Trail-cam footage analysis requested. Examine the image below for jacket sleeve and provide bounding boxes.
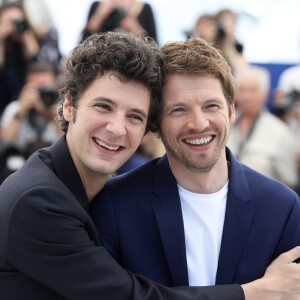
[273,192,300,257]
[90,186,120,260]
[7,186,244,300]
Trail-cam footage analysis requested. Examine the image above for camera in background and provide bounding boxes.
[38,86,59,108]
[109,7,127,27]
[12,19,28,33]
[273,89,300,118]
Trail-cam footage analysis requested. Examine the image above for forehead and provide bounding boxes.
[26,72,57,86]
[163,73,224,101]
[81,72,150,108]
[88,72,149,94]
[1,6,23,19]
[236,73,260,89]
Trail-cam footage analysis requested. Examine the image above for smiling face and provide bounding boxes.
[63,72,150,190]
[160,73,235,175]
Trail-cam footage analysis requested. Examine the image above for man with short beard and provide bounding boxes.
[91,37,300,300]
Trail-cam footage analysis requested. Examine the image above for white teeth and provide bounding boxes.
[185,136,212,145]
[94,138,120,151]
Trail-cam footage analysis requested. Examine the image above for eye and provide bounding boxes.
[95,103,111,111]
[169,106,186,116]
[128,114,144,124]
[173,107,184,112]
[206,103,220,110]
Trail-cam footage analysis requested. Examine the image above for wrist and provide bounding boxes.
[242,281,261,300]
[242,278,273,300]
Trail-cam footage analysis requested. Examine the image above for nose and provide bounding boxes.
[106,113,127,136]
[186,108,209,130]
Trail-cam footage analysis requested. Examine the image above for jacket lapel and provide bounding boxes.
[49,136,89,212]
[216,149,254,284]
[152,155,189,286]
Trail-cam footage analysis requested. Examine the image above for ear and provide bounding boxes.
[62,93,73,122]
[229,103,235,125]
[152,129,160,139]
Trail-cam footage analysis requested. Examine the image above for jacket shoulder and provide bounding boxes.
[107,157,162,188]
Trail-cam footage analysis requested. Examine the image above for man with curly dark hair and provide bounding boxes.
[0,31,240,300]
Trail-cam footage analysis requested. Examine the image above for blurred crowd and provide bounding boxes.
[0,0,299,194]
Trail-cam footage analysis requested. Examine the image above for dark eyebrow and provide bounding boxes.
[92,97,114,104]
[93,97,148,119]
[206,98,224,103]
[164,101,186,110]
[131,108,148,120]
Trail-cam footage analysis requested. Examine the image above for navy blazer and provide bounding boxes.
[90,148,300,287]
[0,137,244,300]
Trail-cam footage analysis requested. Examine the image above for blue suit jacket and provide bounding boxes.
[90,148,300,287]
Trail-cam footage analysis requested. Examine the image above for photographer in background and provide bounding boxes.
[0,2,39,113]
[227,66,299,192]
[80,0,157,42]
[191,9,247,74]
[0,62,62,182]
[274,68,300,195]
[213,9,247,74]
[0,2,62,115]
[191,14,218,43]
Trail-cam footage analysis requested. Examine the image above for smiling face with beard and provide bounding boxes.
[160,74,235,175]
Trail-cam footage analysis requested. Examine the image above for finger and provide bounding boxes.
[273,246,300,265]
[293,257,300,264]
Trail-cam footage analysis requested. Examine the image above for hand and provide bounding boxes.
[86,0,116,32]
[18,84,46,116]
[95,0,116,20]
[242,246,300,300]
[118,16,144,36]
[0,18,14,42]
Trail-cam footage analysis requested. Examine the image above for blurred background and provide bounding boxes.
[42,0,300,109]
[42,0,300,63]
[1,0,300,193]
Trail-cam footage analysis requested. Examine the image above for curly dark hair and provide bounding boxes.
[160,37,235,118]
[58,32,164,133]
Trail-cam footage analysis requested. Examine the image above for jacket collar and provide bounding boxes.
[152,148,254,285]
[49,136,89,212]
[152,155,189,286]
[216,148,254,284]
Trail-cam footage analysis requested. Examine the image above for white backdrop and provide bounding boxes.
[43,0,300,64]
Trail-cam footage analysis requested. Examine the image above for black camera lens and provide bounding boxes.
[109,7,126,26]
[38,87,58,108]
[13,19,28,33]
[216,21,226,40]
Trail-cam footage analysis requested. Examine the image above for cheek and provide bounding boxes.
[136,129,147,144]
[84,112,106,130]
[160,117,177,133]
[216,112,232,130]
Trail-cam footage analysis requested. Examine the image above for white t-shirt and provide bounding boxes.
[178,181,228,286]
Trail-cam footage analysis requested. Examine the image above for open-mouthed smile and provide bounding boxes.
[93,137,122,151]
[184,135,213,145]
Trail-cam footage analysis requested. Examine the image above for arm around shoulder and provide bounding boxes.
[6,185,245,300]
[242,246,300,300]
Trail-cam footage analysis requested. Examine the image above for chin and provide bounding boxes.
[88,164,114,176]
[99,167,116,176]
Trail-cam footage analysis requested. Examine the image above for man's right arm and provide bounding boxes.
[6,186,243,300]
[242,246,300,300]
